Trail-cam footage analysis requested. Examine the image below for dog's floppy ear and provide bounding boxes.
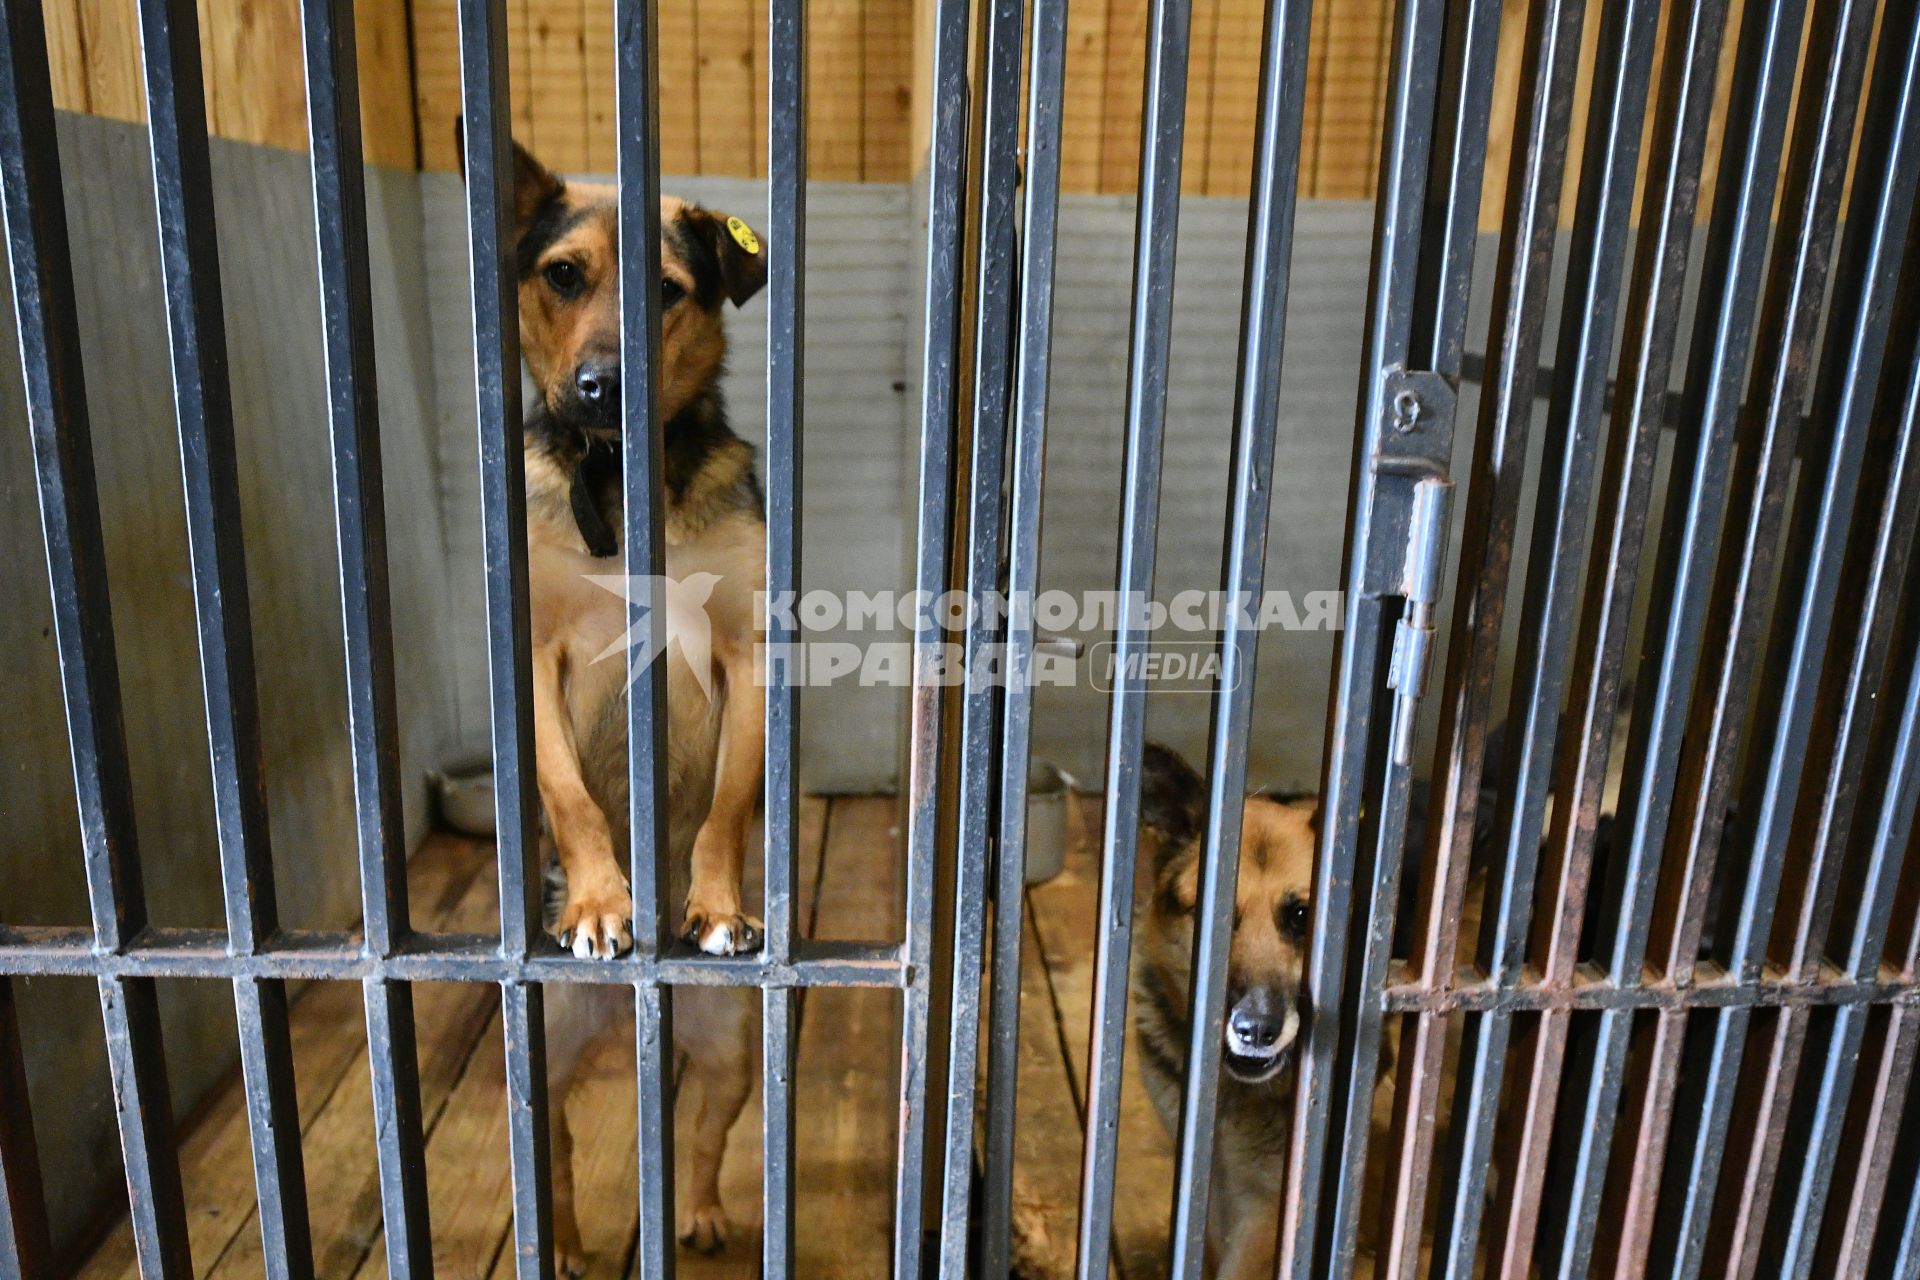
[452,116,565,239]
[692,208,768,307]
[1140,741,1206,858]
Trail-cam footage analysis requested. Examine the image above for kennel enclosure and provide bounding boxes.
[5,0,1920,1278]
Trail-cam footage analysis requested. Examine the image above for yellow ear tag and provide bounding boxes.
[725,215,760,255]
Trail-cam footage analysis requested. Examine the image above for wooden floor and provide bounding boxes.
[78,794,1178,1279]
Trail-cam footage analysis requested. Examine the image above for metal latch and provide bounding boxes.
[1386,478,1451,765]
[1365,366,1456,766]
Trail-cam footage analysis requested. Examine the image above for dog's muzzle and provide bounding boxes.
[1222,988,1303,1084]
[563,357,621,427]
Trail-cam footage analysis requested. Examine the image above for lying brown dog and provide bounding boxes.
[465,128,768,1273]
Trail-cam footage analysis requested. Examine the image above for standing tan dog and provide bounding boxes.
[464,128,768,1274]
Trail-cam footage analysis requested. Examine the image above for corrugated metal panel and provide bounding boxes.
[1034,197,1371,790]
[0,113,456,1255]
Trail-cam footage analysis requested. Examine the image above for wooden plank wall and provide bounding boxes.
[40,0,418,169]
[39,0,1405,197]
[40,0,1789,224]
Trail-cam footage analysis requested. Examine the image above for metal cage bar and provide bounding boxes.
[1476,1,1658,1268]
[975,0,1066,1270]
[1816,535,1920,1275]
[1073,0,1193,1269]
[761,0,805,1269]
[11,0,1920,1274]
[1280,0,1454,1271]
[609,0,676,1272]
[1651,5,1883,1268]
[1419,3,1585,1273]
[297,0,437,1270]
[892,0,970,1269]
[1373,2,1502,1266]
[1512,5,1728,1271]
[939,0,1023,1266]
[1595,2,1807,1265]
[455,0,552,1274]
[1771,343,1920,1275]
[0,2,193,1275]
[1163,0,1312,1275]
[133,0,315,1272]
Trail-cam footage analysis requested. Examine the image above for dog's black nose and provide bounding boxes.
[575,361,619,408]
[1228,1005,1285,1051]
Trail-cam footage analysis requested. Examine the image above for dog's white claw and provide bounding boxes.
[571,930,595,960]
[698,923,733,956]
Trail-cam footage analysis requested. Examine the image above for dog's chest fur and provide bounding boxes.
[523,397,765,871]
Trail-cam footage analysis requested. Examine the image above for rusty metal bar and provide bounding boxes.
[1373,1,1503,1266]
[1420,3,1586,1273]
[1472,2,1658,1270]
[1521,4,1728,1271]
[1281,0,1457,1272]
[1591,1,1808,1266]
[1647,4,1884,1268]
[1812,480,1920,1273]
[1726,26,1920,1271]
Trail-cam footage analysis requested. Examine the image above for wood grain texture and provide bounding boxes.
[1201,0,1261,196]
[1097,0,1148,193]
[1060,0,1112,192]
[863,0,912,180]
[810,0,867,179]
[75,837,503,1280]
[1307,0,1390,199]
[42,0,1636,209]
[71,794,1226,1280]
[1180,0,1217,195]
[528,0,589,172]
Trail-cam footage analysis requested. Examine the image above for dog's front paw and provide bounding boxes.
[680,900,763,956]
[555,866,633,959]
[677,1200,730,1254]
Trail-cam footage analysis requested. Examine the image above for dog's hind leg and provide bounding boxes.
[549,1095,584,1278]
[544,982,630,1277]
[672,986,757,1254]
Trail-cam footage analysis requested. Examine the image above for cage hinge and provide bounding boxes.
[1368,366,1455,765]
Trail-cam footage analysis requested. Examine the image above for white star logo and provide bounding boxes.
[583,572,723,700]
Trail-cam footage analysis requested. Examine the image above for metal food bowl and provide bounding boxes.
[429,753,496,837]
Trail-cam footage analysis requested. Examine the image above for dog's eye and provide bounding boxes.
[1279,896,1309,937]
[661,277,686,308]
[543,260,582,295]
